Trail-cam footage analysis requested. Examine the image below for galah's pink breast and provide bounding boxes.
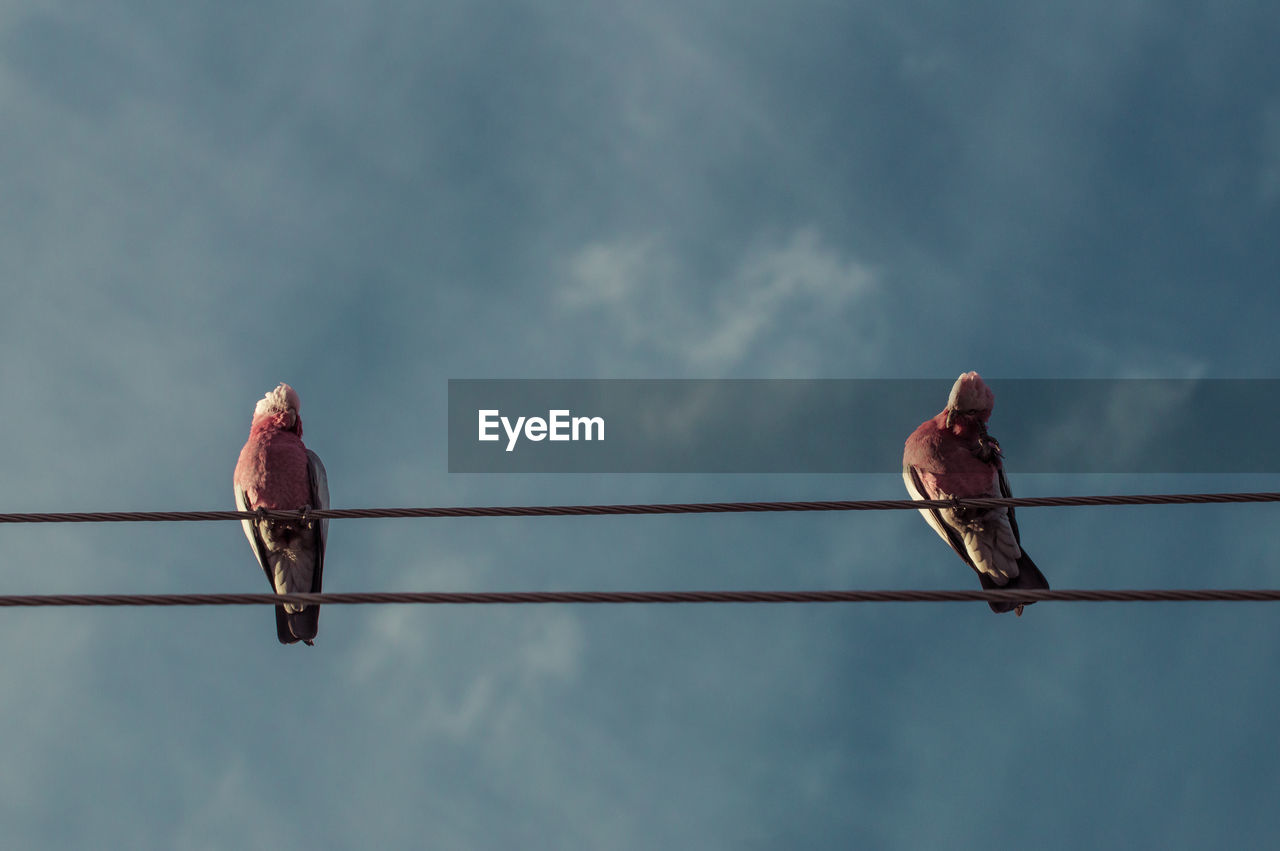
[234,421,313,509]
[903,413,1000,498]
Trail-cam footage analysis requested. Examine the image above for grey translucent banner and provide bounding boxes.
[447,379,1280,473]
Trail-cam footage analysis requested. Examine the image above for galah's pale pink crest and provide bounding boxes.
[903,371,1049,615]
[233,383,329,644]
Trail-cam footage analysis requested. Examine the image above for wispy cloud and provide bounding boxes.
[559,228,880,375]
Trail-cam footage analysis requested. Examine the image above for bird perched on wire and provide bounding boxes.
[903,371,1049,615]
[234,383,329,644]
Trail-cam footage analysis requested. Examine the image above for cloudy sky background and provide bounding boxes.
[2,1,1279,847]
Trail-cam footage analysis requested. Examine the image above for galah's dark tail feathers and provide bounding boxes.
[274,606,300,644]
[979,551,1050,615]
[287,607,320,646]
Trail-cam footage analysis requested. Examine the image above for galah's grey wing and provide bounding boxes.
[305,449,329,594]
[278,449,330,645]
[234,483,273,590]
[994,460,1049,613]
[997,464,1022,544]
[235,482,298,644]
[904,465,978,573]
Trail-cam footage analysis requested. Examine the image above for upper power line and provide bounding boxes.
[1,490,1279,524]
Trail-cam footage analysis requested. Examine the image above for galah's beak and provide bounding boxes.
[945,409,955,429]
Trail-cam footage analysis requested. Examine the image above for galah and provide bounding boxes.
[233,383,329,645]
[903,371,1049,615]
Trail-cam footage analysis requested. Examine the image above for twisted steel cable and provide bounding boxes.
[0,589,1278,607]
[1,491,1279,524]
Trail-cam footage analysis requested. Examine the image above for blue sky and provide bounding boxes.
[2,1,1279,847]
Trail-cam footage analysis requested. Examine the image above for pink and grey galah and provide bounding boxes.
[233,383,330,645]
[903,372,1049,615]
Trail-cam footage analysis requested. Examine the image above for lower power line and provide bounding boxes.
[1,589,1279,606]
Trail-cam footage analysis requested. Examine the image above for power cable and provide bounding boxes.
[0,589,1278,607]
[2,491,1278,524]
